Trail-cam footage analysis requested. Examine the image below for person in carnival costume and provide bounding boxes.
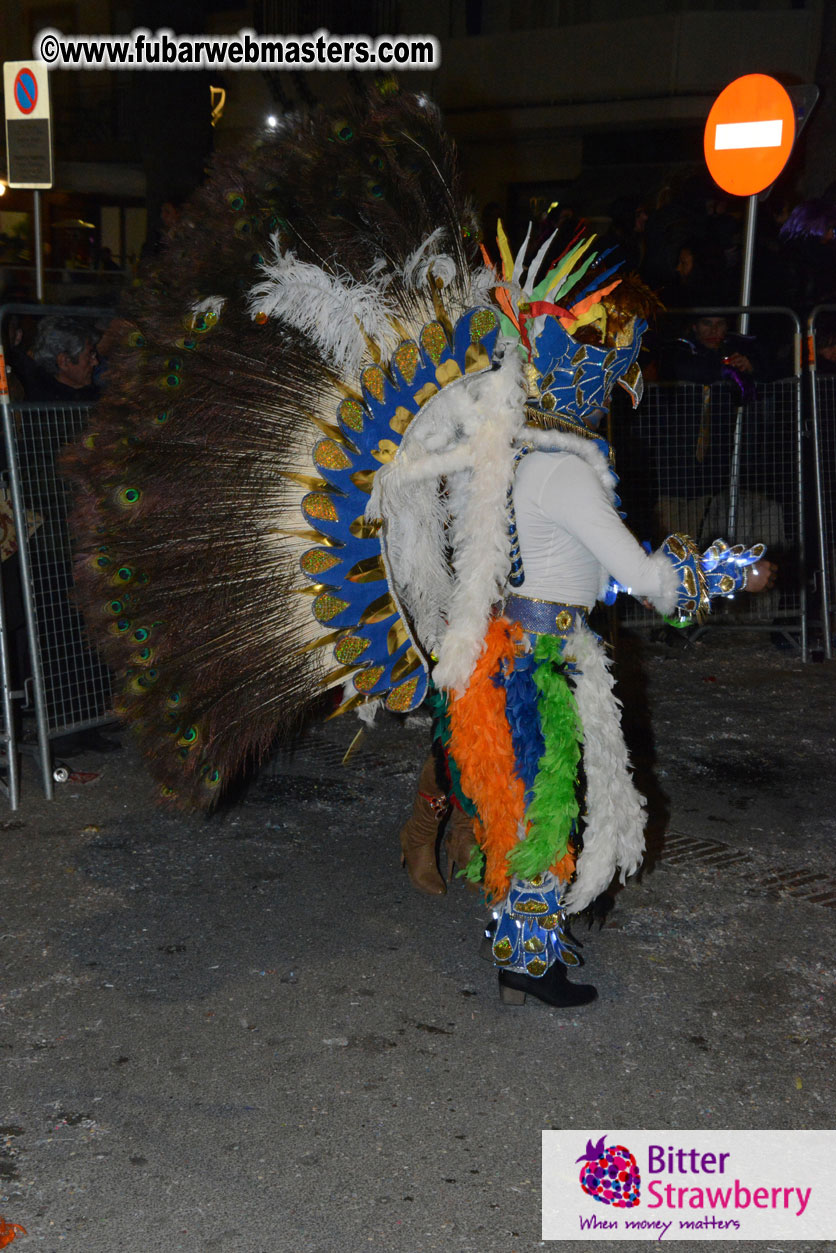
[63,83,774,1008]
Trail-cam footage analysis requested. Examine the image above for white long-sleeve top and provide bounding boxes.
[511,449,678,612]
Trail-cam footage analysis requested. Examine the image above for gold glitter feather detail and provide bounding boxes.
[353,665,385,692]
[385,675,421,712]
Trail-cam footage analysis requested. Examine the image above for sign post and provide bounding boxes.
[704,73,796,333]
[3,60,53,302]
[704,74,800,541]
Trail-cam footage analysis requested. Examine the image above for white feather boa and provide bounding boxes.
[248,239,400,374]
[561,625,646,913]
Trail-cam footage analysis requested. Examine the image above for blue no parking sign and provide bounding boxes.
[3,60,53,187]
[13,67,39,114]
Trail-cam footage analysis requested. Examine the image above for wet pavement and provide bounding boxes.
[1,633,835,1252]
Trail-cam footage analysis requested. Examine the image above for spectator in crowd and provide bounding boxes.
[659,313,766,393]
[19,317,101,403]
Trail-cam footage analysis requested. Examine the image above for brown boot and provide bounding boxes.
[445,802,479,888]
[399,753,448,896]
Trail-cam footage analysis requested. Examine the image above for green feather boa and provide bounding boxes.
[507,634,582,880]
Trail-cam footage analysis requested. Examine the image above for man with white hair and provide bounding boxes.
[24,316,100,403]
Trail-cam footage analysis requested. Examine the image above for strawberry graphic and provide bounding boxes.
[576,1134,641,1207]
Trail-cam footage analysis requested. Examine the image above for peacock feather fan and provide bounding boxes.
[64,82,495,809]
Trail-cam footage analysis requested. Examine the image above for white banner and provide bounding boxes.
[543,1130,836,1241]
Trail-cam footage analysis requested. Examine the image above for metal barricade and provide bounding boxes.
[808,303,836,660]
[612,306,805,653]
[0,304,114,807]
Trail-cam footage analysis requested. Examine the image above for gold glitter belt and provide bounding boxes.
[504,595,587,636]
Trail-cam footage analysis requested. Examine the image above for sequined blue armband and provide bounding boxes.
[662,533,708,619]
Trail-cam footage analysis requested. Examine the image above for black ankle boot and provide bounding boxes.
[498,961,597,1007]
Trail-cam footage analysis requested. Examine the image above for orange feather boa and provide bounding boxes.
[448,617,526,900]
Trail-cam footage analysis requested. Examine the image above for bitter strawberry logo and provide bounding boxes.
[577,1134,641,1207]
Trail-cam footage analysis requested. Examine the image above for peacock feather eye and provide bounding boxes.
[193,315,207,332]
[178,725,199,747]
[234,218,252,237]
[166,691,182,708]
[227,192,245,210]
[163,373,180,388]
[118,486,142,506]
[128,331,146,349]
[167,357,183,371]
[95,554,111,569]
[116,567,133,582]
[133,627,149,642]
[366,181,384,199]
[334,120,354,142]
[204,768,221,788]
[137,646,153,661]
[115,618,132,633]
[155,411,169,425]
[106,599,123,615]
[369,154,384,171]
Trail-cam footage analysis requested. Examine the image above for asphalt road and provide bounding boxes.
[1,634,835,1252]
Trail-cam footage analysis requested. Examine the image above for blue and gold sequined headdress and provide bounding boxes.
[485,220,648,428]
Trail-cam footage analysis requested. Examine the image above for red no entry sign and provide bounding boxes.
[13,67,38,114]
[704,74,796,197]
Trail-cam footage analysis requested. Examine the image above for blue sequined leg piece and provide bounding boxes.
[490,872,579,976]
